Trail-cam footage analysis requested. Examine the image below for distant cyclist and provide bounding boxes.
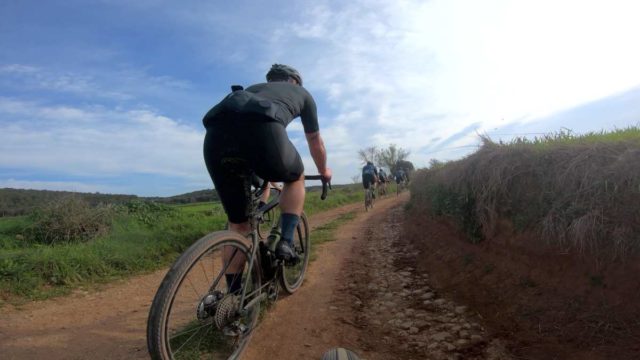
[362,161,378,197]
[202,64,332,292]
[378,167,388,183]
[376,167,387,196]
[394,168,406,185]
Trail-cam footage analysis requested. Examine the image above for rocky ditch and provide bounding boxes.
[335,206,511,360]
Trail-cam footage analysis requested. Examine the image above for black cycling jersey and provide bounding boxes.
[362,164,378,177]
[202,82,319,133]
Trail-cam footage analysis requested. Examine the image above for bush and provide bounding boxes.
[25,197,116,245]
[121,200,177,225]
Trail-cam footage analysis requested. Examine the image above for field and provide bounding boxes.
[0,184,363,304]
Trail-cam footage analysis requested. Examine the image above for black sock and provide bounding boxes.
[225,273,242,294]
[280,213,299,246]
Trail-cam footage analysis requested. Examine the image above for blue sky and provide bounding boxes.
[2,0,639,196]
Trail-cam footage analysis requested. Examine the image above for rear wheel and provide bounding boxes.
[322,347,361,360]
[364,191,369,211]
[279,213,310,294]
[147,231,261,360]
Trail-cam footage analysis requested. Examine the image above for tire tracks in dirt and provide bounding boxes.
[242,194,407,360]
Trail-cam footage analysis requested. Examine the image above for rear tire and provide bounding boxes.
[364,190,372,211]
[322,347,361,360]
[147,231,261,360]
[279,213,310,294]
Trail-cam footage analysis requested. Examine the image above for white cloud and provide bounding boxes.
[262,0,640,171]
[0,98,207,182]
[0,63,192,102]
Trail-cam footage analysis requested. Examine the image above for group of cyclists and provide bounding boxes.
[361,160,410,198]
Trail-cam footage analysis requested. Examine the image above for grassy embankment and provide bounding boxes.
[0,184,363,304]
[410,126,640,262]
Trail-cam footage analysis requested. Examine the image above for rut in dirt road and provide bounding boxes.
[331,206,512,360]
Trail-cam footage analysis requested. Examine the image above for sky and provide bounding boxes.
[1,0,640,196]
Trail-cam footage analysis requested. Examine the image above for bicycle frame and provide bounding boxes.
[232,176,329,317]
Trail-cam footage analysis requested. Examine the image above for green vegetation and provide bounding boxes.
[497,126,640,148]
[0,184,361,304]
[411,126,640,263]
[0,188,220,218]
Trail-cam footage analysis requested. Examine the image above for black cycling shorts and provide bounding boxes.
[203,113,304,223]
[362,174,375,189]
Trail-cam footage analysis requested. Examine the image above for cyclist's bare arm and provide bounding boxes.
[305,131,332,180]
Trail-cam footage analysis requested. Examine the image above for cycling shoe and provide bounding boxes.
[275,240,300,265]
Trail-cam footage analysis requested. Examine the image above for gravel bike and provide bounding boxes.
[377,179,387,197]
[364,185,374,212]
[147,175,329,360]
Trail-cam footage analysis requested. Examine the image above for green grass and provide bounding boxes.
[498,125,640,149]
[0,184,363,304]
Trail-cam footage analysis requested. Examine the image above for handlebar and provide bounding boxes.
[304,175,331,200]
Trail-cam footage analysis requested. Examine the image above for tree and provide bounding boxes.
[357,146,379,164]
[395,159,415,174]
[377,144,411,173]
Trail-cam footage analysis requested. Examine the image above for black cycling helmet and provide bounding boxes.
[266,64,303,86]
[367,161,373,166]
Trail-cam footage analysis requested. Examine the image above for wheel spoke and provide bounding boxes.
[149,235,261,360]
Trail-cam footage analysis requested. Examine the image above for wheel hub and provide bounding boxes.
[196,290,223,321]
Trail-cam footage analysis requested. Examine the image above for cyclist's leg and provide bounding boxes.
[204,122,252,292]
[246,119,305,262]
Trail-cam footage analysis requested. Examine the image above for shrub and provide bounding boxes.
[25,196,116,245]
[121,200,177,225]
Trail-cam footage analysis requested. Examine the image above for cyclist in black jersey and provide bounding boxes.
[203,64,332,292]
[378,167,387,183]
[361,161,378,195]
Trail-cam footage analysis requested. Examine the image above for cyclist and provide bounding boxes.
[361,161,378,198]
[378,167,388,183]
[202,64,332,292]
[395,168,406,186]
[377,167,388,195]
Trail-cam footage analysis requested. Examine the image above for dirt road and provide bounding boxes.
[1,192,509,360]
[0,201,363,360]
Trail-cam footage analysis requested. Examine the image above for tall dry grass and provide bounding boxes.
[411,128,640,262]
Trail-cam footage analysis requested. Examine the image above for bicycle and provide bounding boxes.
[256,183,282,240]
[377,179,387,197]
[364,185,375,211]
[147,175,330,360]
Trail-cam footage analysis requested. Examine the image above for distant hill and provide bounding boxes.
[0,182,349,217]
[0,188,218,217]
[145,189,219,205]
